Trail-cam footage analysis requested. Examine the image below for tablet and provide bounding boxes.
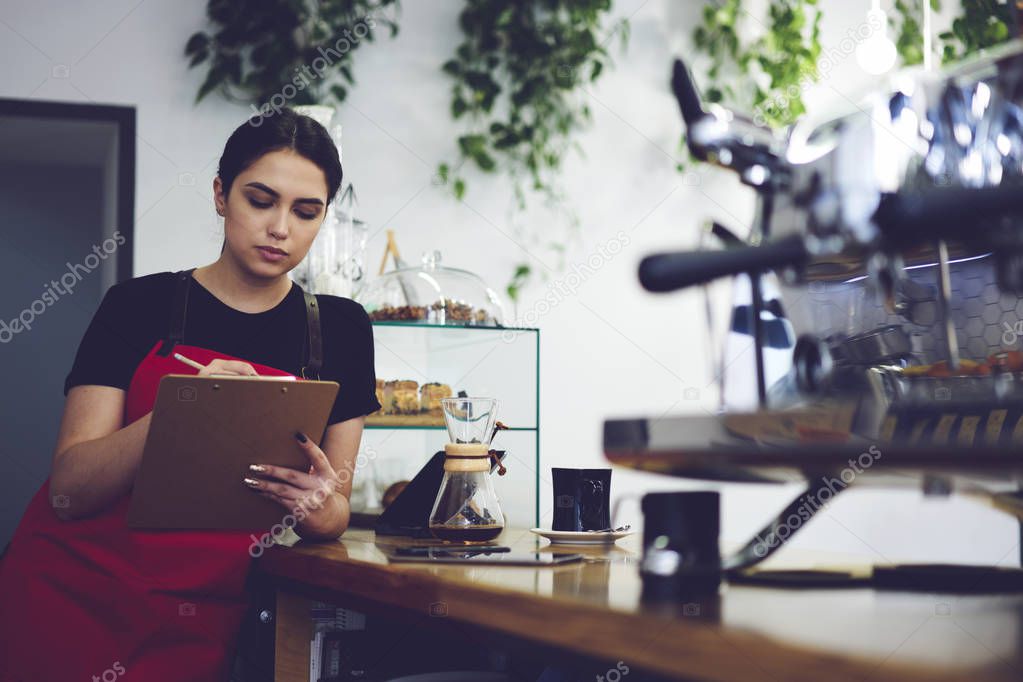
[128,374,339,530]
[385,547,583,566]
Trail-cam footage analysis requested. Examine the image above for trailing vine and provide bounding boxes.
[437,0,627,302]
[938,0,1015,63]
[185,0,400,107]
[691,0,823,128]
[892,0,940,66]
[891,0,1014,67]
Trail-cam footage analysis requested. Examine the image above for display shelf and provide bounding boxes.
[364,424,538,431]
[355,323,540,527]
[366,413,445,427]
[370,321,537,331]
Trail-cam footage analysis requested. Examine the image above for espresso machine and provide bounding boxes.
[606,40,1023,575]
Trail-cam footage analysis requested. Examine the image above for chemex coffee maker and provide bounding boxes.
[428,397,506,544]
[606,39,1023,580]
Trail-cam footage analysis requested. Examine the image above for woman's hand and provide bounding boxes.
[244,431,347,539]
[198,358,258,376]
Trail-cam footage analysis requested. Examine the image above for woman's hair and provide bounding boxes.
[217,108,343,204]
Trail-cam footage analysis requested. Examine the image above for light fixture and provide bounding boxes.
[856,0,898,75]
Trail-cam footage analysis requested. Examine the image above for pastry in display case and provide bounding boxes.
[420,382,453,412]
[358,250,506,327]
[383,380,419,415]
[369,379,456,426]
[372,382,439,423]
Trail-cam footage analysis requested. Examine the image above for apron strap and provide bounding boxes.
[158,268,195,356]
[300,289,322,380]
[159,268,323,378]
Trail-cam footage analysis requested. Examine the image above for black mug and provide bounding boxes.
[640,491,722,599]
[551,468,611,531]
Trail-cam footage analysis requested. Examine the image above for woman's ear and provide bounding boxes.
[213,176,226,217]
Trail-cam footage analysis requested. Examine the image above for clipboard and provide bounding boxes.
[127,374,339,530]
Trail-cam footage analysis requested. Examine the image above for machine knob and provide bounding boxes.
[793,335,834,395]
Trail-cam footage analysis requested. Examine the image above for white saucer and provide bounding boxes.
[530,527,634,545]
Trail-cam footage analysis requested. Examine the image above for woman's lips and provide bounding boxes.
[256,246,288,262]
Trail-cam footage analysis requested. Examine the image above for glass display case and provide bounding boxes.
[352,322,540,529]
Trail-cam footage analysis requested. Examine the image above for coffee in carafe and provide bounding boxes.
[428,398,505,544]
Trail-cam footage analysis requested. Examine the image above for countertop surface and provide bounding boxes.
[258,526,1023,681]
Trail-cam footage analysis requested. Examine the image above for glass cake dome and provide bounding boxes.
[357,251,506,327]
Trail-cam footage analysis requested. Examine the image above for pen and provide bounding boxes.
[172,351,297,381]
[173,352,206,372]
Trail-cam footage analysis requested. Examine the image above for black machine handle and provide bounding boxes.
[639,235,808,293]
[672,58,707,127]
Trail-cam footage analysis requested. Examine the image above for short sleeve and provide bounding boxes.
[323,297,381,425]
[63,283,145,395]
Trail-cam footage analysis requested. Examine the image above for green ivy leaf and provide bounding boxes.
[473,150,496,172]
[195,66,224,103]
[185,32,208,56]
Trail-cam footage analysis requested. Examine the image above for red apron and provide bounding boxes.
[0,270,322,682]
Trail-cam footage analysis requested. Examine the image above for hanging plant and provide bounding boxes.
[185,0,400,107]
[938,0,1015,63]
[437,0,628,302]
[892,1,1015,67]
[690,0,823,128]
[892,0,940,66]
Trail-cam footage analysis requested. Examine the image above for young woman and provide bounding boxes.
[0,109,380,681]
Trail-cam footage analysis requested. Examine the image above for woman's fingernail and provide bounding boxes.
[294,431,307,443]
[243,477,262,488]
[249,464,267,473]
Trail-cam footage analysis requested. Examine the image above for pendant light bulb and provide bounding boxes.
[857,3,898,75]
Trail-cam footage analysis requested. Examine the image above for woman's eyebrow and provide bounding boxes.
[243,181,324,206]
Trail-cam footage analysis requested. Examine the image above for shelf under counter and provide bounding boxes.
[260,528,1023,682]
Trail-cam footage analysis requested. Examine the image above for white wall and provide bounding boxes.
[2,0,1017,565]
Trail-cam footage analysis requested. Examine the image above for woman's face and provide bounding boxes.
[213,148,328,279]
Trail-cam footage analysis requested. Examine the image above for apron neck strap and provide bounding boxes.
[158,268,323,379]
[158,268,195,356]
[300,289,322,380]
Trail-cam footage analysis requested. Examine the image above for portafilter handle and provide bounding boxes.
[671,58,707,128]
[874,184,1023,244]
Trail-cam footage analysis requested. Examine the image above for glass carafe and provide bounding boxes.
[428,398,505,543]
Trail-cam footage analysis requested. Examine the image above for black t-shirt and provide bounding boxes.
[64,272,381,425]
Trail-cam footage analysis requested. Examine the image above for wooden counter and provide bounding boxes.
[257,527,1023,681]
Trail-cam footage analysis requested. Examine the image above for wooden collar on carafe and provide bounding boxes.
[444,442,507,475]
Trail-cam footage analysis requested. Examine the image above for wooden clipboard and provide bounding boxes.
[128,374,339,530]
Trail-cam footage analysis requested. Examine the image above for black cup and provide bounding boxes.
[551,468,611,531]
[640,491,721,599]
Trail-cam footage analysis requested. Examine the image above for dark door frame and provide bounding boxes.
[0,97,136,283]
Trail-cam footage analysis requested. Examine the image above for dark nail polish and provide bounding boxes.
[294,431,307,443]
